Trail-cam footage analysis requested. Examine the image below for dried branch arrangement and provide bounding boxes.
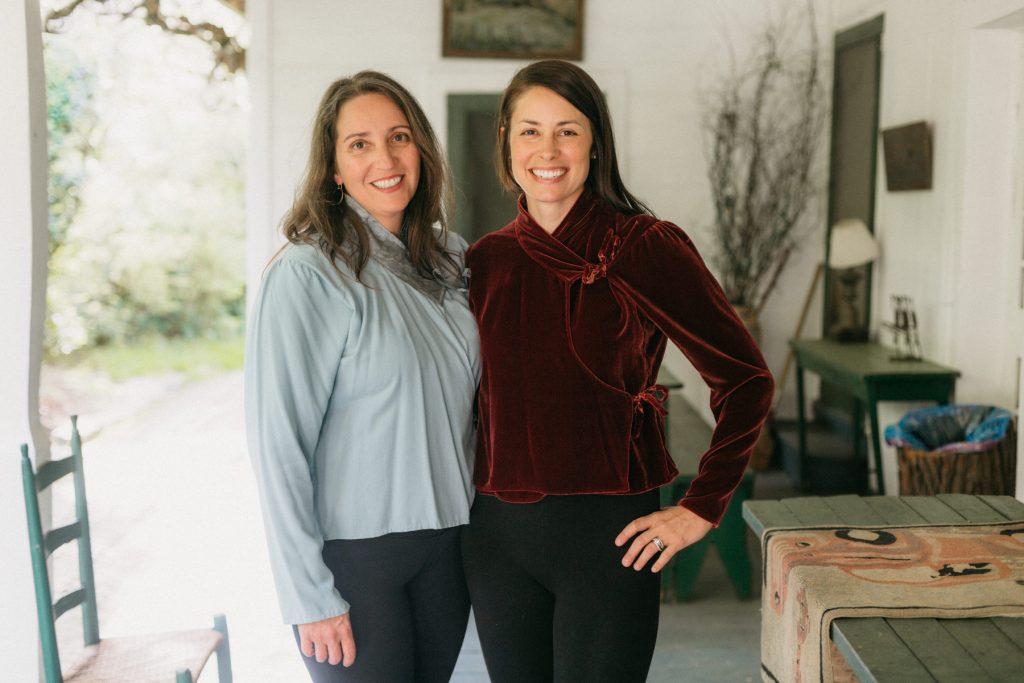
[703,6,827,315]
[44,0,246,76]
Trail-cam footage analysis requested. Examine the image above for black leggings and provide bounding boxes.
[293,527,470,682]
[462,491,661,682]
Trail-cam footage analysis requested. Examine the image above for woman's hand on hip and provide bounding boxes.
[615,506,713,572]
[298,613,356,667]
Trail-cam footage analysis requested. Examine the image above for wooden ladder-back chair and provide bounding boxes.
[20,416,233,682]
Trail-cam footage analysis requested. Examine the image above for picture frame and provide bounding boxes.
[442,0,584,60]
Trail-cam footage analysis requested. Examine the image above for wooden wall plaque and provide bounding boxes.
[881,121,932,191]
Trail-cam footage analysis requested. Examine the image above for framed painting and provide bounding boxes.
[442,0,584,60]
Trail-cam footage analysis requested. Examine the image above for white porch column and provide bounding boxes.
[958,7,1024,500]
[0,0,50,680]
[245,0,277,303]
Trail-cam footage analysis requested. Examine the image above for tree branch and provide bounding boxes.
[44,0,245,76]
[702,0,825,311]
[45,0,90,24]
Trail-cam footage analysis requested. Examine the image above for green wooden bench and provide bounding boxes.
[831,615,1024,682]
[743,494,1024,682]
[660,370,753,601]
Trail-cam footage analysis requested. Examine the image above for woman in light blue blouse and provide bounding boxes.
[244,71,479,682]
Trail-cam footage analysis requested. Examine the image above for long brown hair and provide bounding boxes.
[495,60,653,217]
[279,71,455,280]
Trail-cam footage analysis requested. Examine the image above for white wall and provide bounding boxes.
[247,0,832,422]
[832,0,1024,492]
[248,1,1024,495]
[1,1,50,680]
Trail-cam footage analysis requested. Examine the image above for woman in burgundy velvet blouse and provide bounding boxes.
[461,60,774,681]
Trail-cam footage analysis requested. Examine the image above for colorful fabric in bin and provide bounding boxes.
[884,404,1013,454]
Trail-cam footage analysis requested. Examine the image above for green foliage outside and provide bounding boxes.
[46,42,97,257]
[59,335,245,381]
[43,10,247,374]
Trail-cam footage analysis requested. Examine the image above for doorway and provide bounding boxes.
[447,93,517,244]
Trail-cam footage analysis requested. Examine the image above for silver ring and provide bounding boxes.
[651,537,666,552]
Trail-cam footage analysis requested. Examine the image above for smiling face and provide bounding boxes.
[333,92,420,234]
[507,86,593,227]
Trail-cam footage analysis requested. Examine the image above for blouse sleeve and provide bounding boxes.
[616,221,774,526]
[244,256,352,624]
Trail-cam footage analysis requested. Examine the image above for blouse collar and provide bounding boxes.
[514,188,598,243]
[346,195,406,248]
[514,189,618,284]
[344,195,451,304]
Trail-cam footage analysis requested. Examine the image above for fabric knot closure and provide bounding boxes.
[632,384,668,438]
[633,385,669,416]
[581,261,607,285]
[580,231,621,285]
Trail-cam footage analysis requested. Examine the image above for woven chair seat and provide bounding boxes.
[63,628,223,682]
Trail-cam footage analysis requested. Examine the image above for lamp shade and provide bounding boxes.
[829,218,880,269]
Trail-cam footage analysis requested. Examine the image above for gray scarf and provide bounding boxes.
[344,196,465,304]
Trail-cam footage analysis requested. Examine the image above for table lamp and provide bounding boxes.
[828,218,880,341]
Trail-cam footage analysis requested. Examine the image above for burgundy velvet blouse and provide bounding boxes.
[466,191,774,526]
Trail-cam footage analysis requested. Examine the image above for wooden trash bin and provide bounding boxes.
[887,405,1016,496]
[896,428,1016,495]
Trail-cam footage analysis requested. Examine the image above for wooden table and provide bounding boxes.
[744,494,1024,682]
[792,339,960,494]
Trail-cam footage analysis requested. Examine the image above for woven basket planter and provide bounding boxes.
[897,427,1016,496]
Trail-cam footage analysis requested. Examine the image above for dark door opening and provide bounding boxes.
[447,93,517,244]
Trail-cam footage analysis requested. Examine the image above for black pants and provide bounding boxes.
[462,491,661,682]
[293,527,470,682]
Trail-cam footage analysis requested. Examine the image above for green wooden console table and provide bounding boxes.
[792,339,960,494]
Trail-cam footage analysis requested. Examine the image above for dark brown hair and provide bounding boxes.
[495,60,653,217]
[279,71,455,280]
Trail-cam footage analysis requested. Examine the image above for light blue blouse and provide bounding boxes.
[244,198,480,624]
